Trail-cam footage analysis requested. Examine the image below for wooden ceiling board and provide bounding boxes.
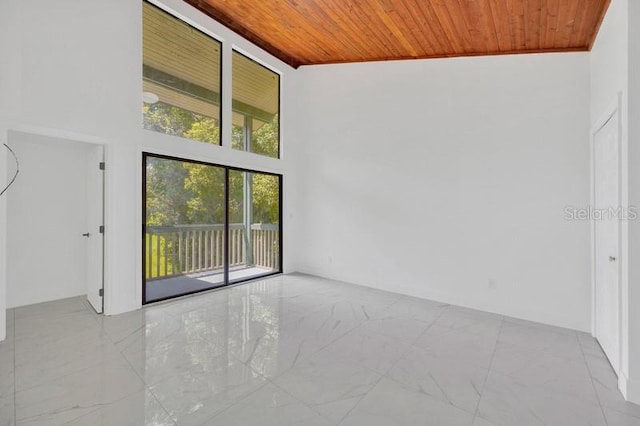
[144,80,219,118]
[182,0,610,68]
[232,51,279,115]
[144,2,221,90]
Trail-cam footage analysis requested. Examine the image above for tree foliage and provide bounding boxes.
[144,104,279,226]
[252,115,279,158]
[146,157,191,226]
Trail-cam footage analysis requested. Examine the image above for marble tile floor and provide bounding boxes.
[0,273,639,425]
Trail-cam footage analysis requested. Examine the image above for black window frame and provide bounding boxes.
[142,152,283,305]
[142,0,224,146]
[231,49,282,159]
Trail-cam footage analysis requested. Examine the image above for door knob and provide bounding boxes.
[82,232,91,237]
[609,256,616,262]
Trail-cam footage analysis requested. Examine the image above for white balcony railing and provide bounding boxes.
[145,223,279,280]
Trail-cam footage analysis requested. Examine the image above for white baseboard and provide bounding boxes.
[619,373,640,405]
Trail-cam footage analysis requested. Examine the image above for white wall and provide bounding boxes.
[295,53,591,331]
[626,0,640,404]
[590,0,640,403]
[590,0,628,379]
[0,0,300,329]
[0,0,17,342]
[590,0,630,391]
[0,133,6,341]
[6,133,90,308]
[0,0,622,358]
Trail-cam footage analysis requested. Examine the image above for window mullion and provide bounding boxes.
[221,40,234,149]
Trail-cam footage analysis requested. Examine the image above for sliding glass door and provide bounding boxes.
[143,153,282,304]
[228,170,281,283]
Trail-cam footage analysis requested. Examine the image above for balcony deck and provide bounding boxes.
[145,266,273,302]
[144,223,280,303]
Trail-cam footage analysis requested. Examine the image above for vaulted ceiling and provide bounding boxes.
[183,0,610,69]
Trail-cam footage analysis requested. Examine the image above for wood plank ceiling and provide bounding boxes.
[183,0,611,69]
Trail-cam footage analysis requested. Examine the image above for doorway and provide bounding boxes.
[5,132,105,312]
[593,108,621,374]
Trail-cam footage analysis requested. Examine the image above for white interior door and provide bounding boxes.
[594,111,620,373]
[86,145,104,313]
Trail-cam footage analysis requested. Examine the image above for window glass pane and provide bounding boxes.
[232,51,280,158]
[232,111,245,150]
[144,154,281,304]
[144,155,226,303]
[142,2,221,145]
[229,170,281,283]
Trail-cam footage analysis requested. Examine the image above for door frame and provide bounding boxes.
[86,144,106,313]
[590,93,624,376]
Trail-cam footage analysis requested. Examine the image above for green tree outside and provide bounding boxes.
[143,103,280,278]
